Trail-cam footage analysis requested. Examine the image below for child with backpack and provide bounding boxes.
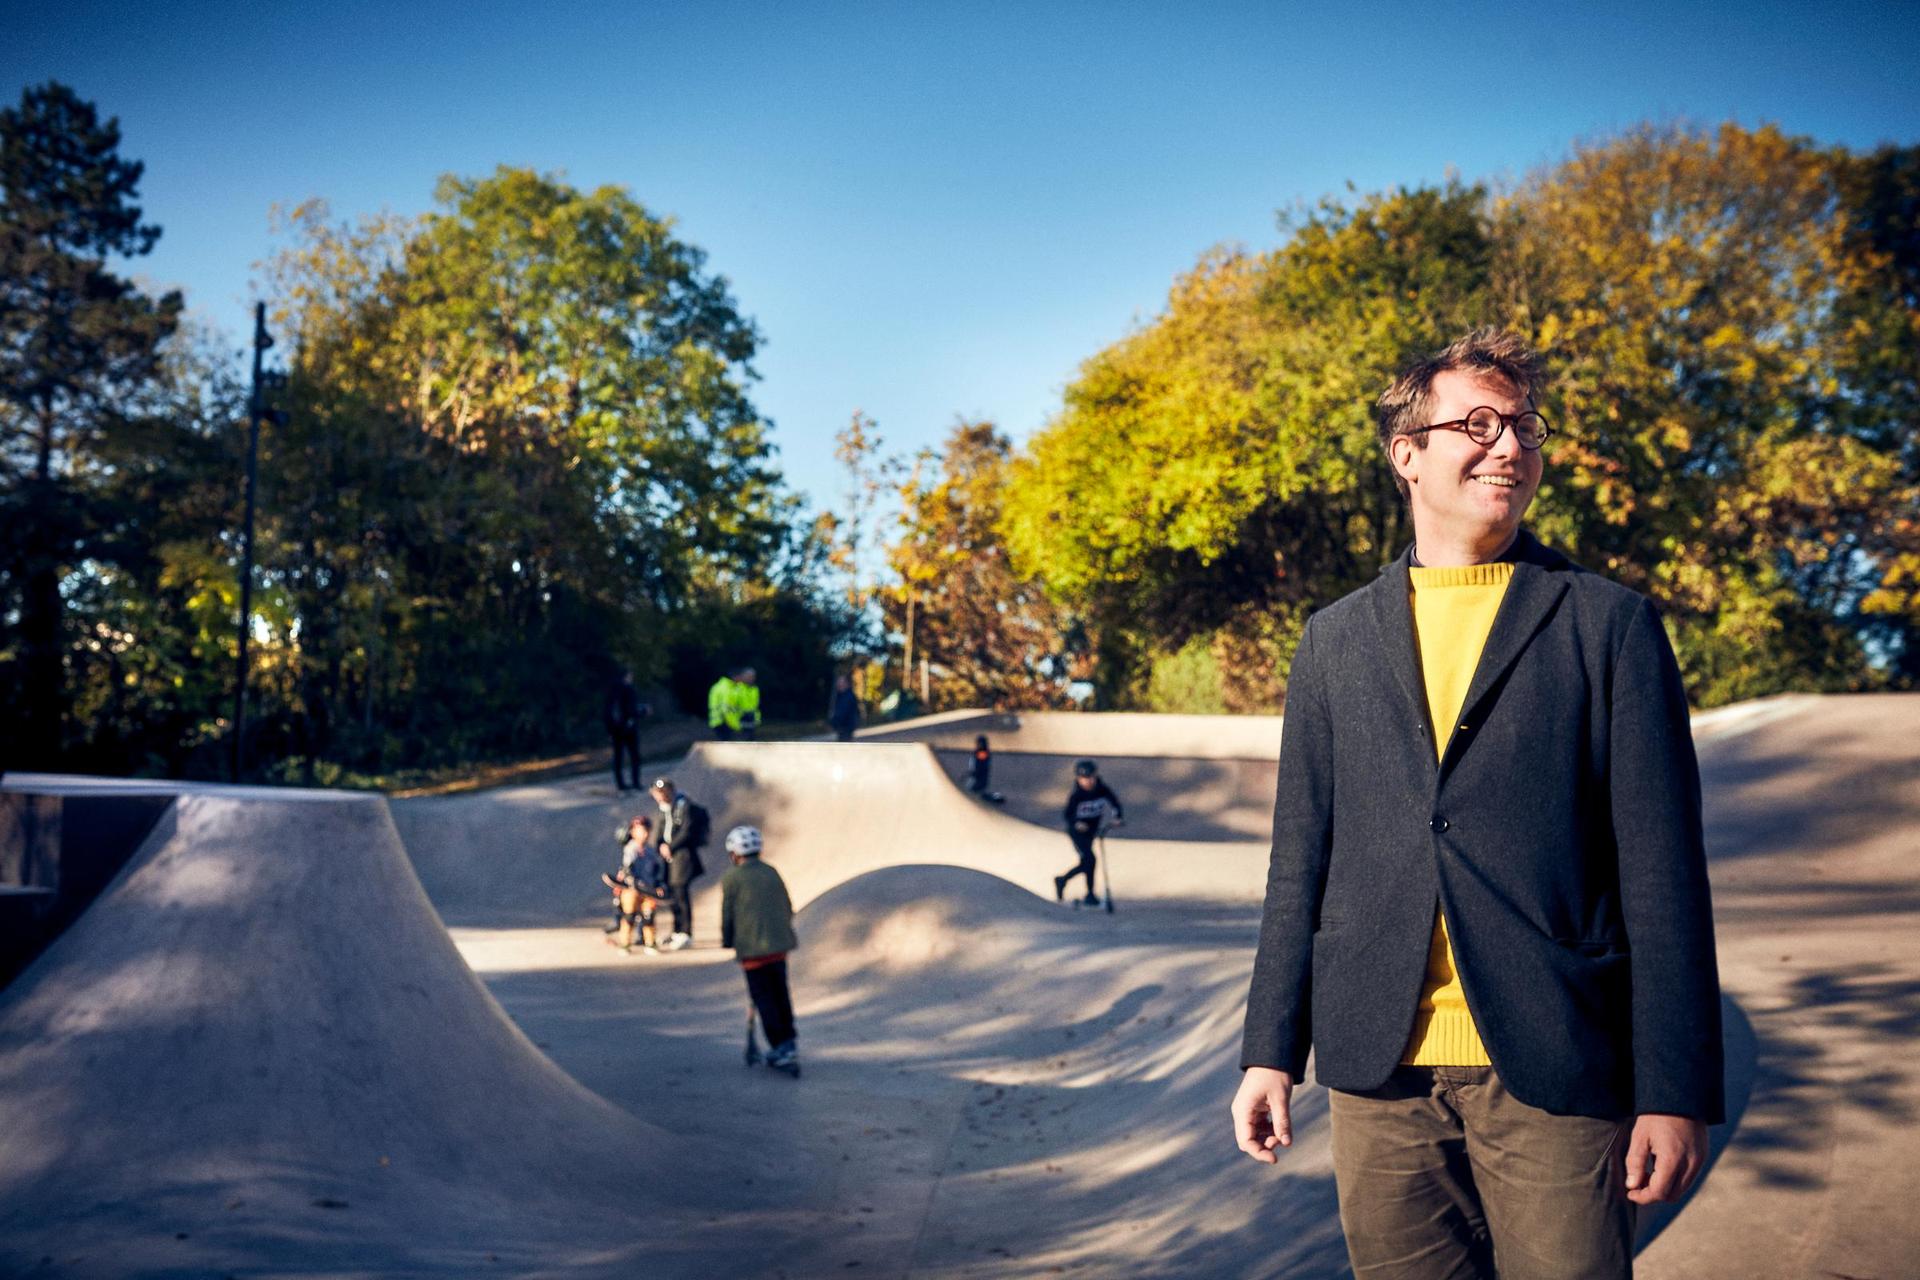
[720,824,800,1076]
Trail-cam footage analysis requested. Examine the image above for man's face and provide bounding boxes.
[1076,774,1095,790]
[650,787,670,809]
[1390,369,1541,547]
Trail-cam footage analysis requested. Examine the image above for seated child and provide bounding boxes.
[602,815,667,953]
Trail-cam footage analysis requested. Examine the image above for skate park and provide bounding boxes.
[2,693,1917,1278]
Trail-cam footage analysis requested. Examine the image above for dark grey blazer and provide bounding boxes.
[1241,530,1725,1122]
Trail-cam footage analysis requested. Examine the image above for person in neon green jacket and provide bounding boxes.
[708,666,761,740]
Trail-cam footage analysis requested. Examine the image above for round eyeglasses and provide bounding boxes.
[1406,406,1552,450]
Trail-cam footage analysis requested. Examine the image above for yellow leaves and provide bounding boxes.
[1702,324,1745,353]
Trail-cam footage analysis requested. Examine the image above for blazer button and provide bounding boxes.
[1430,816,1449,833]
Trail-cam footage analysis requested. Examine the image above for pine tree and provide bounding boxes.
[0,82,183,763]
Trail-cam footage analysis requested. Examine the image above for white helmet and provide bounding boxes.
[724,825,763,856]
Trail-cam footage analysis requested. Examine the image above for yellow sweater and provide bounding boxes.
[1401,561,1513,1066]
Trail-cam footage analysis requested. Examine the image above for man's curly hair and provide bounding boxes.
[1376,329,1545,500]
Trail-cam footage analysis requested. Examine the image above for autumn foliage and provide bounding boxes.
[988,124,1919,710]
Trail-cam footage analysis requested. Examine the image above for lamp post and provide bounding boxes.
[232,303,281,781]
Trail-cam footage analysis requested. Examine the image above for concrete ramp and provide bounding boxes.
[664,740,1273,924]
[0,783,731,1277]
[857,708,1284,758]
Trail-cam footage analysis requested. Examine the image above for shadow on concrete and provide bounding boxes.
[1697,715,1919,868]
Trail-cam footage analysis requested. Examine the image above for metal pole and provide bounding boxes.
[232,303,271,781]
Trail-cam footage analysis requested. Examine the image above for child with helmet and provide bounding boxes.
[719,824,801,1075]
[1056,759,1124,906]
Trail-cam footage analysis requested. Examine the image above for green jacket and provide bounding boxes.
[707,677,762,730]
[720,857,797,959]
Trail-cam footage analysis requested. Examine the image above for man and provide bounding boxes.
[707,665,762,741]
[604,670,649,792]
[649,776,708,951]
[1230,330,1723,1279]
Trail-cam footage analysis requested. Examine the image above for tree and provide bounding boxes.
[253,169,815,771]
[886,420,1072,709]
[1498,124,1920,700]
[820,409,896,660]
[1001,184,1495,708]
[1004,127,1917,710]
[0,82,184,764]
[1832,144,1920,677]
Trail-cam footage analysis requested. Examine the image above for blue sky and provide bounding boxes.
[6,0,1918,517]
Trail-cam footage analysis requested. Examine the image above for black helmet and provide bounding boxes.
[1074,759,1098,777]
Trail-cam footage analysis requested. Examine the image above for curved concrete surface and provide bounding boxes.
[0,787,722,1275]
[396,740,1274,939]
[929,748,1278,842]
[1634,692,1920,1280]
[3,693,1915,1278]
[857,708,1284,759]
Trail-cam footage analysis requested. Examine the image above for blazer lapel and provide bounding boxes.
[1370,548,1436,757]
[1441,534,1571,774]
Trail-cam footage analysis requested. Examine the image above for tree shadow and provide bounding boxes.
[475,913,1354,1278]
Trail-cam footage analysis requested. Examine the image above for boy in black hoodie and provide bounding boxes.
[1055,759,1123,905]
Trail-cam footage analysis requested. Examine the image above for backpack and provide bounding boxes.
[685,801,712,849]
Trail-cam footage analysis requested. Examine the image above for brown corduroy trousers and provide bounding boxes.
[1328,1066,1636,1280]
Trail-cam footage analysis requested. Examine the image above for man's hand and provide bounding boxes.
[1231,1067,1296,1164]
[1624,1113,1708,1205]
[659,842,672,860]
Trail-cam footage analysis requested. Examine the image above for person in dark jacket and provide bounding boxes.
[1230,330,1722,1280]
[720,824,800,1073]
[649,776,707,951]
[604,671,650,792]
[828,673,861,741]
[965,734,1004,803]
[1054,759,1123,905]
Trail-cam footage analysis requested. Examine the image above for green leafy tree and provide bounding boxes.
[0,82,184,764]
[58,322,251,775]
[1005,127,1917,709]
[1002,184,1494,707]
[255,169,819,771]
